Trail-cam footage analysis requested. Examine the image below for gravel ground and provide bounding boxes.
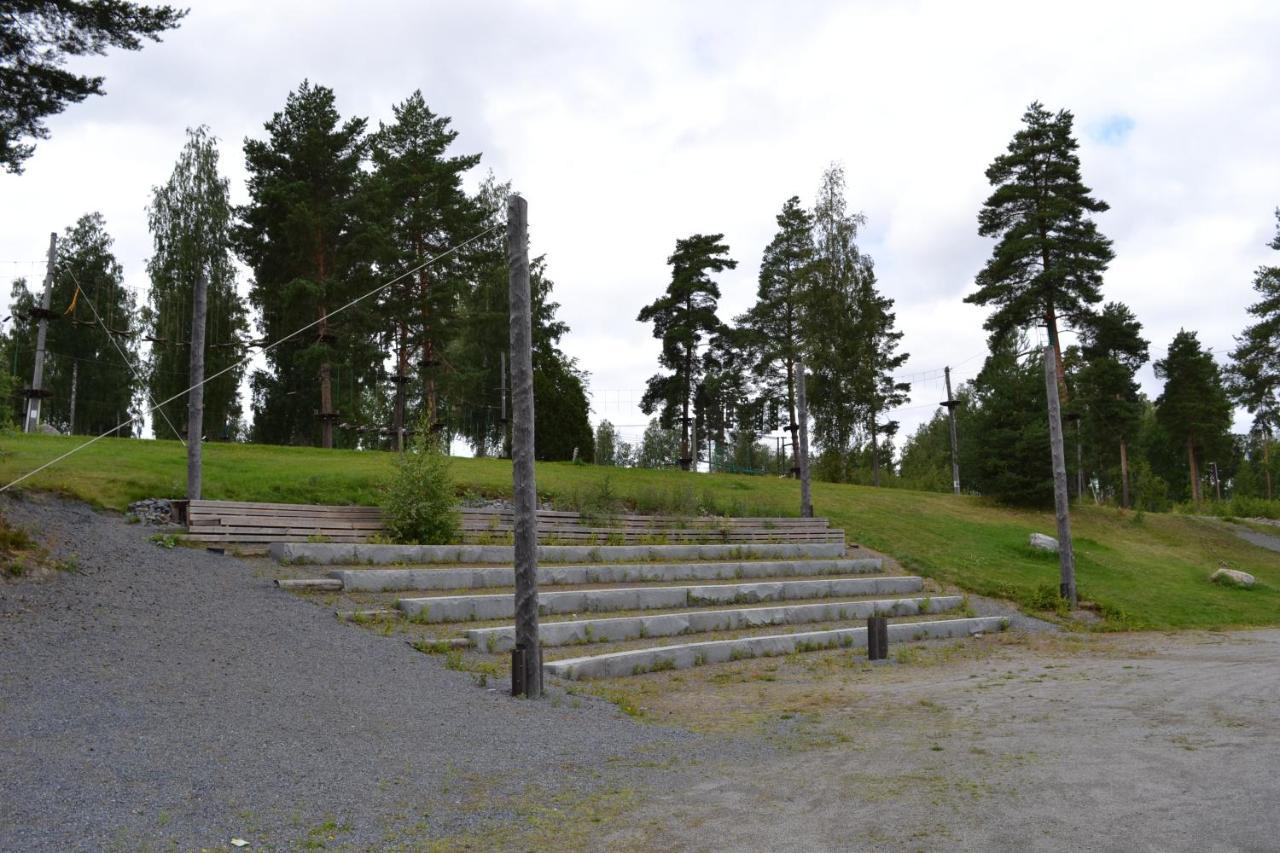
[0,494,711,850]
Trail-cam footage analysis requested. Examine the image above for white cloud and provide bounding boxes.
[3,0,1278,445]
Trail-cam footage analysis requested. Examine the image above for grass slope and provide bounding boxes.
[2,433,1277,630]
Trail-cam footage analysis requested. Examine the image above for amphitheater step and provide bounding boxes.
[271,541,847,566]
[544,616,1008,680]
[466,594,963,653]
[329,558,883,593]
[397,576,923,622]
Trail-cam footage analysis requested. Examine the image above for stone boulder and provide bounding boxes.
[1211,568,1256,588]
[1029,533,1059,553]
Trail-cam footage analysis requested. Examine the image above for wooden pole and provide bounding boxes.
[796,354,813,518]
[186,269,207,500]
[1044,345,1077,606]
[68,361,77,434]
[945,366,960,495]
[507,194,541,698]
[25,233,56,434]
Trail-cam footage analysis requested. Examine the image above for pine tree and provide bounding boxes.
[806,164,868,481]
[236,81,372,448]
[851,258,909,486]
[966,102,1114,393]
[368,91,483,441]
[1,1,185,173]
[739,196,815,474]
[1228,208,1280,497]
[143,126,248,441]
[638,234,736,471]
[9,214,140,434]
[1076,302,1148,506]
[1155,330,1234,503]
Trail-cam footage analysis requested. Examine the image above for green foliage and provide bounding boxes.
[966,102,1113,352]
[1228,209,1280,446]
[636,419,680,469]
[144,125,248,441]
[594,420,618,465]
[381,427,459,545]
[1155,330,1234,502]
[8,213,141,435]
[638,233,737,469]
[0,1,186,173]
[533,354,593,462]
[236,80,375,447]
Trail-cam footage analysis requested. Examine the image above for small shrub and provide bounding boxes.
[381,425,459,545]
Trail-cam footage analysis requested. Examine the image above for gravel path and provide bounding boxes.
[0,494,705,850]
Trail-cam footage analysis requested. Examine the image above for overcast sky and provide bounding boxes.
[3,0,1279,451]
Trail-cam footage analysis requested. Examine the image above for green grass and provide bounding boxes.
[2,432,1278,629]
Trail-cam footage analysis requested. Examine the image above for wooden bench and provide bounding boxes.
[178,500,845,547]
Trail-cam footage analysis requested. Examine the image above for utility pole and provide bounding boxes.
[943,366,960,495]
[187,269,207,500]
[68,361,78,434]
[507,194,541,698]
[1044,345,1077,607]
[796,354,813,518]
[24,233,56,433]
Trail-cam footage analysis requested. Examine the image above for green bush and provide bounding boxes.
[382,428,459,545]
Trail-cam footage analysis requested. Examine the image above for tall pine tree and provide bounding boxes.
[966,102,1114,394]
[1228,208,1280,497]
[1155,330,1233,503]
[236,81,372,448]
[739,196,814,475]
[1076,302,1148,507]
[368,91,483,442]
[851,257,909,486]
[144,126,248,440]
[638,234,736,471]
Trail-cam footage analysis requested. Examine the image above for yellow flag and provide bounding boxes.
[64,286,80,315]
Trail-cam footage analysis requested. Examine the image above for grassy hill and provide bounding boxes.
[2,433,1277,630]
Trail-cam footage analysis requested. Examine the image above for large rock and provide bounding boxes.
[1029,533,1059,553]
[1211,568,1256,588]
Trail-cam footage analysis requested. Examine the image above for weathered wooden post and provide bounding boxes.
[944,366,961,495]
[796,354,813,518]
[187,269,208,500]
[508,194,541,698]
[1044,345,1077,606]
[24,233,56,433]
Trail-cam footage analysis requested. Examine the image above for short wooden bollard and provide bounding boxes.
[867,616,889,661]
[511,643,542,697]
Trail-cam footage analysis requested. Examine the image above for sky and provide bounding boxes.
[2,0,1279,453]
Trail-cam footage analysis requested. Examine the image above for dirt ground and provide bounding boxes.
[584,630,1280,852]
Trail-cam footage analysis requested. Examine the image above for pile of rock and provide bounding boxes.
[127,498,174,526]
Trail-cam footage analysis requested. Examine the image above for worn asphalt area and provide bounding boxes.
[4,494,1279,851]
[0,495,706,850]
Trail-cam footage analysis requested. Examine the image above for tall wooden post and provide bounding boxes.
[187,270,208,500]
[944,366,960,495]
[796,354,813,518]
[1044,345,1077,606]
[24,233,56,433]
[507,194,541,698]
[68,361,78,434]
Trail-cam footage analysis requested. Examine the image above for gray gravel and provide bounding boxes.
[0,494,706,850]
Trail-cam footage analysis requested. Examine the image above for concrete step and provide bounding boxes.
[467,595,963,653]
[397,576,923,622]
[544,616,1009,680]
[330,558,883,593]
[272,541,847,567]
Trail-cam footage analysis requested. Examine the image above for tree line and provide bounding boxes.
[3,82,594,461]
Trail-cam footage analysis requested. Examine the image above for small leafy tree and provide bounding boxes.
[595,419,618,465]
[382,422,458,544]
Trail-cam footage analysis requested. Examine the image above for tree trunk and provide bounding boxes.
[1265,437,1273,501]
[1187,438,1201,504]
[318,304,333,449]
[1043,304,1068,402]
[680,339,692,471]
[870,414,880,487]
[786,355,799,478]
[1119,438,1131,509]
[392,322,407,451]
